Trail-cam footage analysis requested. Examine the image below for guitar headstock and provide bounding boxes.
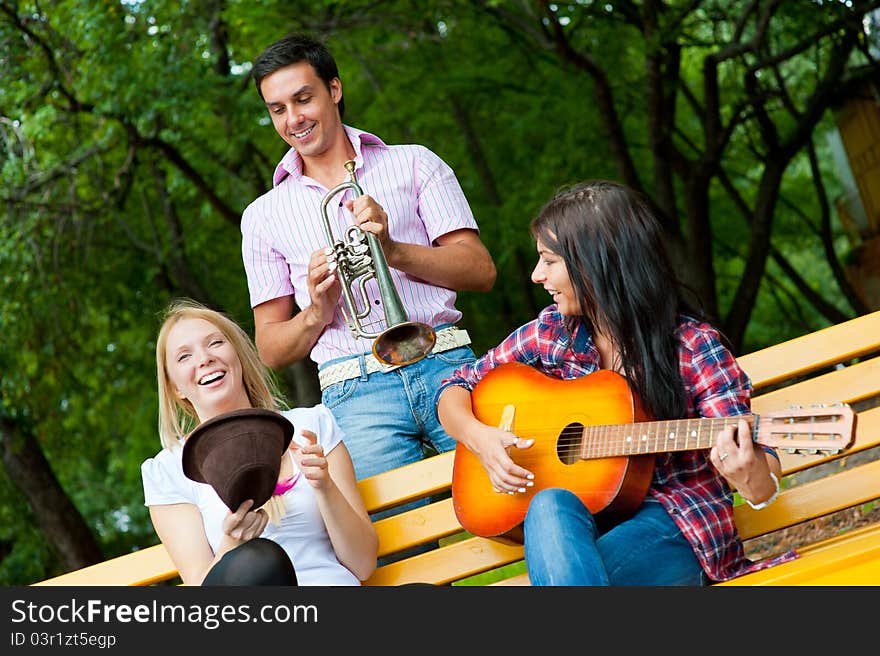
[755,403,856,455]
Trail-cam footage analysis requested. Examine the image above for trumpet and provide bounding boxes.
[320,160,436,367]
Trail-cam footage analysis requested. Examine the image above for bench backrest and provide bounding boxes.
[731,312,880,543]
[34,311,880,586]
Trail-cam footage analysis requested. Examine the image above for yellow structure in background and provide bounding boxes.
[834,83,880,310]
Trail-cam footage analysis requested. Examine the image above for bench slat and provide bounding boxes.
[365,536,523,586]
[498,523,880,586]
[751,356,880,411]
[34,545,177,587]
[358,452,454,513]
[718,522,880,585]
[734,458,880,539]
[738,310,880,389]
[374,498,462,557]
[489,572,530,586]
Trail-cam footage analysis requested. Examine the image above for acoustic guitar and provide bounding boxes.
[451,362,856,541]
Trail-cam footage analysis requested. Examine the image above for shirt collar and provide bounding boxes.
[272,125,388,187]
[571,318,594,354]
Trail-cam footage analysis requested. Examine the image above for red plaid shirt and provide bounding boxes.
[439,305,798,582]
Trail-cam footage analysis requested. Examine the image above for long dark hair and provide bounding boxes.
[530,180,700,420]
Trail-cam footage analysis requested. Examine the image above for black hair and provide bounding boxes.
[252,33,345,119]
[530,180,704,420]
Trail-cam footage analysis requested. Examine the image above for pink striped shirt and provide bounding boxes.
[241,125,478,365]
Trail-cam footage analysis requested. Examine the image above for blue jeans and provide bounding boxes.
[321,343,474,564]
[523,488,705,586]
[320,344,475,481]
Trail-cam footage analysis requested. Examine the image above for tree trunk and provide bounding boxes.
[680,175,719,322]
[1,418,104,573]
[280,359,321,408]
[448,92,526,321]
[724,162,787,350]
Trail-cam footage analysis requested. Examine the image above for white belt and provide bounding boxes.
[318,327,471,390]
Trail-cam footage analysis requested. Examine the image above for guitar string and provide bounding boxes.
[494,417,844,460]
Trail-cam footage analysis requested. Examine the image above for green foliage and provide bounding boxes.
[453,560,527,586]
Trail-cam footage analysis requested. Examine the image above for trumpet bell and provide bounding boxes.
[373,322,437,367]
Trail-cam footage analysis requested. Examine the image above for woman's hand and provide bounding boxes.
[710,417,780,506]
[291,429,332,491]
[437,384,535,495]
[221,499,268,542]
[474,426,535,495]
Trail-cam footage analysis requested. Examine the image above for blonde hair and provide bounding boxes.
[262,495,289,526]
[155,299,291,524]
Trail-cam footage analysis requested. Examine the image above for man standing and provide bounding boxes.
[241,33,496,482]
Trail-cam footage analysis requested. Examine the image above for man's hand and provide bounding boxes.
[305,246,342,328]
[345,195,397,260]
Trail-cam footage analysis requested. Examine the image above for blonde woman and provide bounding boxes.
[141,299,377,585]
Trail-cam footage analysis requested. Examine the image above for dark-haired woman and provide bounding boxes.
[437,180,796,585]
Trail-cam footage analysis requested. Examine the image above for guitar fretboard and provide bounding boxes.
[580,415,756,459]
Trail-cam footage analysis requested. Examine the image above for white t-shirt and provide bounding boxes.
[141,405,360,586]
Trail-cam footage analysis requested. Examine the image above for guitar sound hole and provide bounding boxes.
[558,423,584,465]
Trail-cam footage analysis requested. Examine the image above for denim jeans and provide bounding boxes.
[523,488,705,586]
[321,343,475,564]
[320,344,475,482]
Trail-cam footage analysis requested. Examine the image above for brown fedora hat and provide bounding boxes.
[182,408,294,511]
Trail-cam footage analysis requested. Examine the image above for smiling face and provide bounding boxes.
[531,237,581,316]
[260,60,344,161]
[164,317,251,422]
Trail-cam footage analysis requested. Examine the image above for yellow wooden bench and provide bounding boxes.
[34,311,880,586]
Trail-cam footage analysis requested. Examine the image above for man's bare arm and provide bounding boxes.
[386,229,496,292]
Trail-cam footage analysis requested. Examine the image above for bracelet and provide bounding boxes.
[746,472,780,510]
